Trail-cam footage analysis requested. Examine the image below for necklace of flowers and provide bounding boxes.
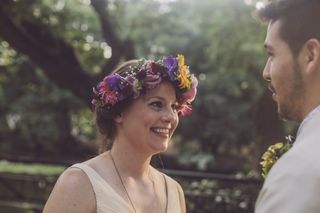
[260,135,295,179]
[109,152,164,213]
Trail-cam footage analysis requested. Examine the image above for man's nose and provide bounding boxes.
[262,59,271,82]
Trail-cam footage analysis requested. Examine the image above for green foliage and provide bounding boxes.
[0,160,65,175]
[181,178,260,213]
[0,44,85,156]
[117,0,267,170]
[0,0,270,171]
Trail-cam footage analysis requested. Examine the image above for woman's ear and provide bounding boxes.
[114,113,123,124]
[301,38,320,75]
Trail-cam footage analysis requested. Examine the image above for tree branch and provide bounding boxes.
[0,0,136,105]
[0,4,94,106]
[91,0,135,81]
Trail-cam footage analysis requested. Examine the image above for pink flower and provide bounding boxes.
[144,61,162,89]
[144,73,162,89]
[179,104,192,116]
[103,91,119,106]
[181,75,198,102]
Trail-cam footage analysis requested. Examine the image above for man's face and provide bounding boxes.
[263,20,305,122]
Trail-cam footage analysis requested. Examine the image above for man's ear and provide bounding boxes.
[301,38,320,75]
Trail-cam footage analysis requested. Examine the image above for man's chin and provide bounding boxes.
[278,106,300,122]
[278,104,291,121]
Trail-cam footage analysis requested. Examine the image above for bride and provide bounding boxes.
[43,54,198,213]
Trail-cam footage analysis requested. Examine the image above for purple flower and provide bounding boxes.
[105,74,122,90]
[163,56,178,81]
[118,81,133,100]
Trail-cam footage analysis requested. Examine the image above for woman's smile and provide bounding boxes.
[151,127,170,138]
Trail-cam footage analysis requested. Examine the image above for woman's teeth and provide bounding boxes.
[152,128,169,134]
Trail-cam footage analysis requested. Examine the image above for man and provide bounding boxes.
[255,0,320,212]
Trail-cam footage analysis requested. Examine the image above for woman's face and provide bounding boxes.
[115,81,179,155]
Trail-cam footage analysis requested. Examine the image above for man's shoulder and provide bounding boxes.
[265,142,320,185]
[288,131,320,165]
[256,140,320,212]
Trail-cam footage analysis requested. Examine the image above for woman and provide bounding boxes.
[43,54,198,213]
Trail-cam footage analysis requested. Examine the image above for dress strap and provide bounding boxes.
[71,163,133,213]
[70,163,98,212]
[163,174,169,213]
[71,163,104,182]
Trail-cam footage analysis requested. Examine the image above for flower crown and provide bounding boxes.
[92,54,198,116]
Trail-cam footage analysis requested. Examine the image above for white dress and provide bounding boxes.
[71,163,182,213]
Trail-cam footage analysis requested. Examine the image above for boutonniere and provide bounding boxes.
[260,135,295,179]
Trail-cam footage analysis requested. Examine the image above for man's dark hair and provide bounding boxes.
[256,0,320,56]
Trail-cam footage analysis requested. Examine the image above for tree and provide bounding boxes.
[0,0,135,105]
[0,0,139,160]
[0,0,288,171]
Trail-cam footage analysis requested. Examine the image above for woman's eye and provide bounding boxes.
[150,101,162,108]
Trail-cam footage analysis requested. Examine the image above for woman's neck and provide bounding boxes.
[109,142,152,179]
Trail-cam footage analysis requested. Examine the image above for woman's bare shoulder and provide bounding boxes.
[53,167,92,193]
[43,167,96,213]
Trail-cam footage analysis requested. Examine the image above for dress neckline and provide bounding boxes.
[73,163,169,213]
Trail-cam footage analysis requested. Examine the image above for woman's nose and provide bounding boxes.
[161,106,177,123]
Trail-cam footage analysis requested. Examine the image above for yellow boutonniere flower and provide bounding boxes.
[260,135,294,179]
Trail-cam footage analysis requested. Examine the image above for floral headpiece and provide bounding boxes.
[92,54,198,116]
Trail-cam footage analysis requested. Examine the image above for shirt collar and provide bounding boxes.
[296,105,320,137]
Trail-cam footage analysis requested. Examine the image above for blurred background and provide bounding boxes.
[0,0,298,212]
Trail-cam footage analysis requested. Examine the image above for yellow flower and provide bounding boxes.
[177,54,191,89]
[177,54,185,67]
[272,142,284,150]
[260,142,292,179]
